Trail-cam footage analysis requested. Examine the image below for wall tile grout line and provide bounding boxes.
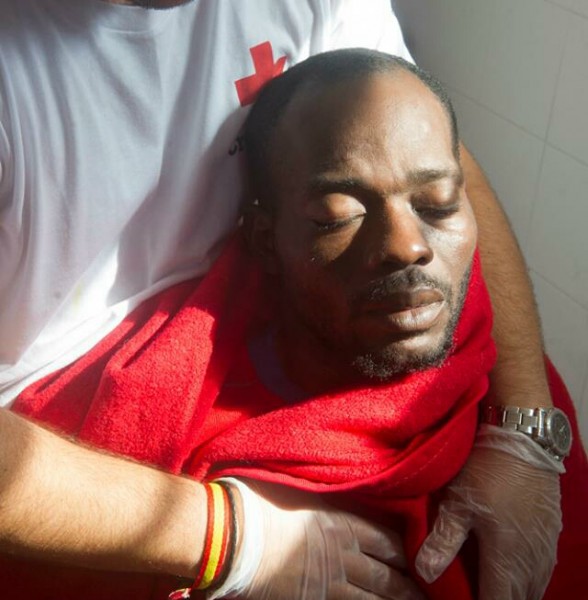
[525,8,575,244]
[544,0,588,21]
[545,140,588,170]
[530,269,588,314]
[446,85,547,145]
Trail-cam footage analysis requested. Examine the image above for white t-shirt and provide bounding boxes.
[0,0,411,406]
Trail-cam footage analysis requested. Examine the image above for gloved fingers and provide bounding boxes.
[474,468,560,599]
[477,560,525,600]
[477,563,548,600]
[477,543,552,600]
[413,436,564,600]
[414,503,473,583]
[476,520,558,600]
[343,513,407,568]
[343,551,425,600]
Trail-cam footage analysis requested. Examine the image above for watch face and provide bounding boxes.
[546,409,573,457]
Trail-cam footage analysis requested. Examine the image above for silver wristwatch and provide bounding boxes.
[482,405,573,461]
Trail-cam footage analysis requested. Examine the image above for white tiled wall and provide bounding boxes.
[392,0,588,444]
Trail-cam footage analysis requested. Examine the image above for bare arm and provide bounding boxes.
[0,407,206,577]
[0,408,416,599]
[461,144,552,409]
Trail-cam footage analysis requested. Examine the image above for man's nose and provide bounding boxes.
[365,204,433,270]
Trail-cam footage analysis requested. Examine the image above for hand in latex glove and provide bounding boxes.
[415,425,565,600]
[212,478,425,600]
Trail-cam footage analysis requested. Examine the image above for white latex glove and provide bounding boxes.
[212,478,425,600]
[415,425,565,600]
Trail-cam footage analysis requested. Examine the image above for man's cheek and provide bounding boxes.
[309,229,361,265]
[298,268,350,319]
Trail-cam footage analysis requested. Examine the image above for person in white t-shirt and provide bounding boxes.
[0,1,563,598]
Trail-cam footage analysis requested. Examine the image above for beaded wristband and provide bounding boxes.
[168,481,236,600]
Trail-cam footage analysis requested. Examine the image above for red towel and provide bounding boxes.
[6,234,587,599]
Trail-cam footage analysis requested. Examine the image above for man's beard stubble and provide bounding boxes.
[351,263,473,381]
[279,261,474,386]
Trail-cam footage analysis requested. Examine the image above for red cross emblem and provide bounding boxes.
[235,42,287,107]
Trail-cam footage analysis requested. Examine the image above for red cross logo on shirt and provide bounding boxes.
[235,42,287,107]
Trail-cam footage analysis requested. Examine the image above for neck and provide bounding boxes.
[275,322,358,397]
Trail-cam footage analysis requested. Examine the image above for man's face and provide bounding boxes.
[258,70,477,385]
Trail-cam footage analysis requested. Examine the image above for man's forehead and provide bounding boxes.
[267,69,459,202]
[282,69,436,126]
[278,72,451,151]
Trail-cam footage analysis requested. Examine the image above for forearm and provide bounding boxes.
[0,407,206,577]
[461,144,552,408]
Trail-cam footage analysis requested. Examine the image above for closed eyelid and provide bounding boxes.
[312,213,364,232]
[305,185,367,216]
[412,188,461,207]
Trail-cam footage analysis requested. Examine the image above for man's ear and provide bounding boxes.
[243,203,280,275]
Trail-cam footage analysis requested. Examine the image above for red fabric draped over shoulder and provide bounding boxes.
[7,233,586,599]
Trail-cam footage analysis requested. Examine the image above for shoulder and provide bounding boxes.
[320,0,413,60]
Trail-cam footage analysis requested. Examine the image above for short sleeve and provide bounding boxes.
[327,0,414,62]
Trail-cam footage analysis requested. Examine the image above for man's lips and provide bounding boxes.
[358,288,446,334]
[362,288,445,313]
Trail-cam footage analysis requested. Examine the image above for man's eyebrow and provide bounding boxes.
[406,168,464,187]
[308,176,368,194]
[308,168,464,196]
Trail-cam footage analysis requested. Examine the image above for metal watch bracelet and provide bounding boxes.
[481,405,572,461]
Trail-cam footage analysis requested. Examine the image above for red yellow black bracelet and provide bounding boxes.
[169,481,237,600]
